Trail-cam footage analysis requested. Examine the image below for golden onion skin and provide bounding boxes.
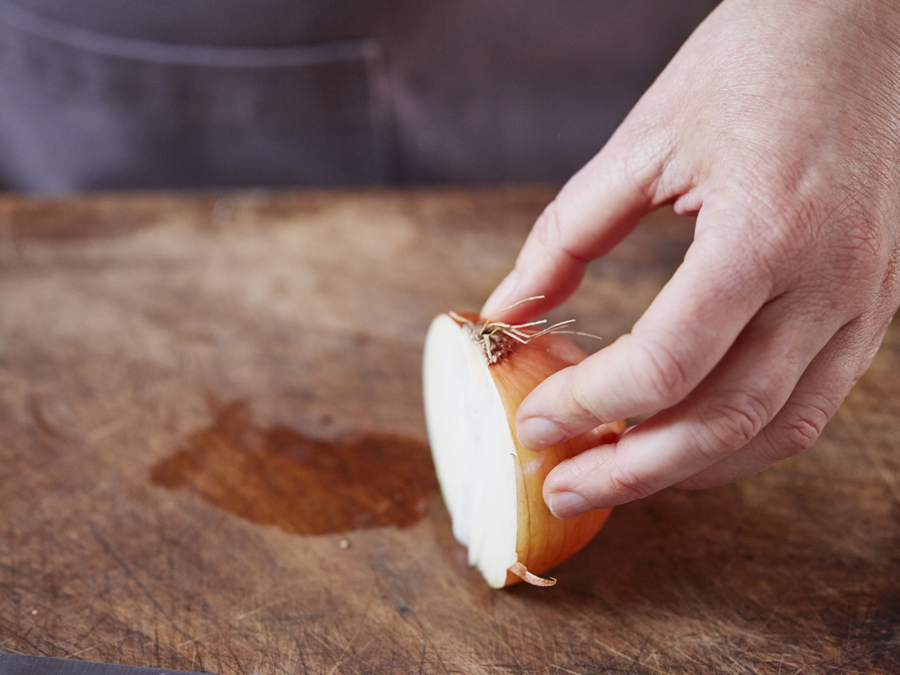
[449,312,624,587]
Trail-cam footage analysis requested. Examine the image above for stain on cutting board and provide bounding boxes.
[151,399,438,534]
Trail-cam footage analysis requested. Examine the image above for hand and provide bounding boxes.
[481,0,900,518]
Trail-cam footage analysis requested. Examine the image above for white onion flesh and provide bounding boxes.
[423,312,623,589]
[423,313,518,588]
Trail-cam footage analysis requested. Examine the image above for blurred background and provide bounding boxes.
[0,0,720,194]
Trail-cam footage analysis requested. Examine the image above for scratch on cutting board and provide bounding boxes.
[88,522,194,645]
[63,633,135,661]
[304,598,373,675]
[171,578,315,651]
[232,582,310,622]
[387,591,451,675]
[594,637,669,675]
[550,665,586,675]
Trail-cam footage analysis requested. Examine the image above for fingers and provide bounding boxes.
[541,292,851,517]
[673,312,890,490]
[516,199,776,451]
[481,122,673,323]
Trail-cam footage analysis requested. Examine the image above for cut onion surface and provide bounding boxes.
[423,310,624,588]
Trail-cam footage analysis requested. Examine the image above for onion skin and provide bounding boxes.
[450,312,625,587]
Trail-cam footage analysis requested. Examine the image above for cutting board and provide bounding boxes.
[1,188,898,674]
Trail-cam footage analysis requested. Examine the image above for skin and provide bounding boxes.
[481,0,900,519]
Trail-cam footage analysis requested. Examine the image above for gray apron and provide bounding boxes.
[0,0,719,193]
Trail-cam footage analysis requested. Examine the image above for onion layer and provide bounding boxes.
[423,311,624,588]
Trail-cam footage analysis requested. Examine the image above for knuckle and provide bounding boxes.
[796,198,886,296]
[569,372,604,426]
[605,462,656,503]
[630,336,693,405]
[734,189,888,297]
[531,198,590,266]
[781,417,823,455]
[768,399,834,459]
[702,389,774,452]
[533,199,566,250]
[721,191,810,274]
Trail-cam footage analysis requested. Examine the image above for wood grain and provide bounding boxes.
[1,188,899,674]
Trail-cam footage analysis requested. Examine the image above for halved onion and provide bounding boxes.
[423,311,624,588]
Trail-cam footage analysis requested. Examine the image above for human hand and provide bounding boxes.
[481,0,900,518]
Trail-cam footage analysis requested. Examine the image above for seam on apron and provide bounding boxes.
[0,1,381,67]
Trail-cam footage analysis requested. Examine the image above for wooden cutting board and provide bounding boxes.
[1,188,898,674]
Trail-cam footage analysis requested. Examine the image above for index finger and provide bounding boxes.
[480,126,671,322]
[515,197,777,450]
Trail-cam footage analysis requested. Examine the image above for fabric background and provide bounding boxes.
[0,0,721,193]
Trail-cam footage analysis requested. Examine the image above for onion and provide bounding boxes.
[422,306,625,588]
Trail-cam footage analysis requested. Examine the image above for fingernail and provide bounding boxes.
[517,417,565,450]
[481,269,518,318]
[547,491,592,519]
